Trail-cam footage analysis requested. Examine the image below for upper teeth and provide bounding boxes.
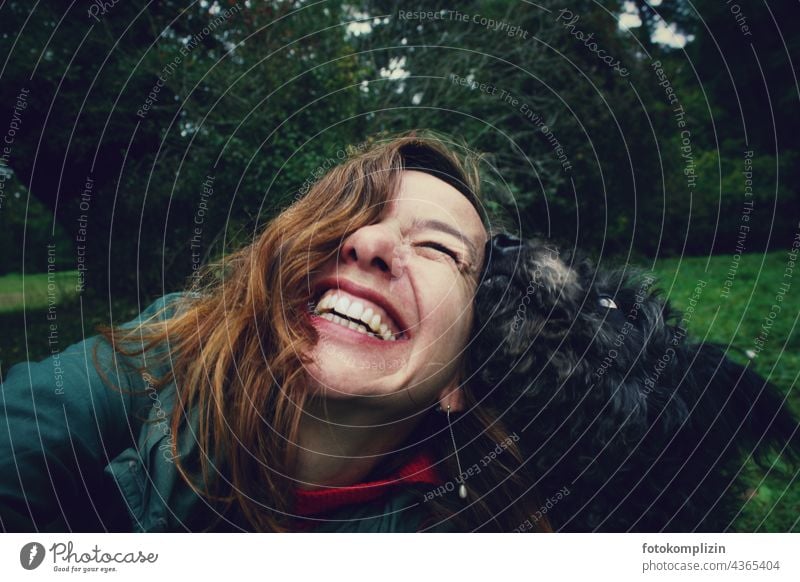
[313,292,399,341]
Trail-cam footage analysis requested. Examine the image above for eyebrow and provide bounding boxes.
[412,218,480,267]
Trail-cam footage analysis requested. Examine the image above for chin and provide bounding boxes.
[302,356,407,400]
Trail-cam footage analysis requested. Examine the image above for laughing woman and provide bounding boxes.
[0,133,549,532]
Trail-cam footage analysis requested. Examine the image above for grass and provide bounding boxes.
[0,271,140,373]
[0,270,81,313]
[0,251,797,531]
[649,251,799,532]
[650,252,799,389]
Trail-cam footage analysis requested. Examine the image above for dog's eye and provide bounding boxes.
[598,295,618,309]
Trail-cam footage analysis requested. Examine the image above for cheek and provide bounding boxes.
[413,265,475,330]
[438,303,474,350]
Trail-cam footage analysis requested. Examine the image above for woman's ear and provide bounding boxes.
[437,383,465,413]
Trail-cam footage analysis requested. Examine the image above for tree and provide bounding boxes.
[0,0,364,296]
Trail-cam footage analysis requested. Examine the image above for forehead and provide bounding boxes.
[391,170,487,254]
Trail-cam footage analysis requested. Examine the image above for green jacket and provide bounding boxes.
[1,293,450,532]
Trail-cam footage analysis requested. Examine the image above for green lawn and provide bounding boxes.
[650,251,798,390]
[0,271,140,374]
[649,251,799,532]
[0,270,81,313]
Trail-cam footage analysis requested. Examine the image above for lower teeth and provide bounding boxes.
[319,311,389,340]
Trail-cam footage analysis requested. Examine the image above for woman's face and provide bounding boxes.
[304,170,487,415]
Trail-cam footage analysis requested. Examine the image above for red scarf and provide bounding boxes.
[292,449,442,518]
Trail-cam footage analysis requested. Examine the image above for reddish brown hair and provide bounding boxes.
[97,131,550,532]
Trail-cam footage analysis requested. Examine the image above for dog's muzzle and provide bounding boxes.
[491,232,523,254]
[482,233,524,286]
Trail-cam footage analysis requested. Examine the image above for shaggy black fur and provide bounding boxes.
[468,233,800,532]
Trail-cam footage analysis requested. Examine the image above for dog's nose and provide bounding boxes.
[490,233,523,255]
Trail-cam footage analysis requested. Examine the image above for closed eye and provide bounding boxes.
[419,242,460,262]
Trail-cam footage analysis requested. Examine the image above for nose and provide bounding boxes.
[340,222,400,275]
[490,232,523,255]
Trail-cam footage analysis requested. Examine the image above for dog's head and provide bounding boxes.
[467,233,684,441]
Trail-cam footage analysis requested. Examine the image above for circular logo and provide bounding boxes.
[20,542,46,570]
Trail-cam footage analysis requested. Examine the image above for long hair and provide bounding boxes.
[95,131,550,532]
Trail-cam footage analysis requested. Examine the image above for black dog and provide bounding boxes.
[468,233,800,532]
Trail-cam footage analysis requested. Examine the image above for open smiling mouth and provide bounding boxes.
[309,289,406,342]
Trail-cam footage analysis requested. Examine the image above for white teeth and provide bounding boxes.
[379,323,393,341]
[370,314,382,333]
[360,307,374,325]
[314,294,335,313]
[346,301,364,320]
[323,311,379,337]
[314,289,401,340]
[334,296,351,315]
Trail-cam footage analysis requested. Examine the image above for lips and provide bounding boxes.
[311,277,410,340]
